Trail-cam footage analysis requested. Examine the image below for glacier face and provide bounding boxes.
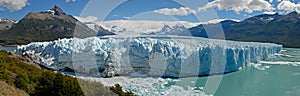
[16,36,282,77]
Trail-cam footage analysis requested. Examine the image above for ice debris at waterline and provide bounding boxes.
[16,36,282,77]
[78,76,211,96]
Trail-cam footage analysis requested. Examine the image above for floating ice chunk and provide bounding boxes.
[78,76,210,96]
[260,61,300,65]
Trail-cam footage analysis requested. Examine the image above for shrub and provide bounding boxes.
[0,51,134,96]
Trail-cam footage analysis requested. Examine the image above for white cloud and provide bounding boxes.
[297,5,300,13]
[153,0,300,16]
[65,0,76,2]
[0,0,28,11]
[269,0,273,3]
[153,7,197,16]
[74,16,98,23]
[263,11,277,14]
[277,0,296,11]
[277,0,300,13]
[123,16,131,19]
[198,0,274,14]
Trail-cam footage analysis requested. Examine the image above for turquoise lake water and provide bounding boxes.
[166,48,300,96]
[0,46,17,52]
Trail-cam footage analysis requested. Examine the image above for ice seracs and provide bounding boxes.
[17,35,282,77]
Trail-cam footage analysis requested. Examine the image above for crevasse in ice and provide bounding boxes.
[17,35,282,77]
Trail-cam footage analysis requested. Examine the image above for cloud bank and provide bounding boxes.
[74,16,98,23]
[198,0,274,14]
[0,0,28,11]
[154,0,276,16]
[277,0,300,13]
[153,7,197,16]
[0,0,75,11]
[65,0,76,3]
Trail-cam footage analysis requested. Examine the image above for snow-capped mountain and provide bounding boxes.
[0,18,16,23]
[151,19,240,36]
[243,13,279,24]
[16,35,282,77]
[161,24,188,33]
[0,18,16,30]
[153,24,190,35]
[97,20,201,34]
[91,19,239,35]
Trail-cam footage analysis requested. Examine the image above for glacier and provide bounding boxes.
[16,35,282,77]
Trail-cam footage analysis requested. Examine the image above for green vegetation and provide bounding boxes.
[110,84,135,96]
[0,6,114,45]
[0,81,29,96]
[0,50,134,96]
[0,18,83,45]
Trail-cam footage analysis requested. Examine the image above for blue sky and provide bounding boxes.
[1,0,300,22]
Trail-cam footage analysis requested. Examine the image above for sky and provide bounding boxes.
[1,0,300,22]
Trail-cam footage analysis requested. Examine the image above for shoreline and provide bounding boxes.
[61,70,238,79]
[0,45,19,47]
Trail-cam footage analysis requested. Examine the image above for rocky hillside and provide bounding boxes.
[0,6,114,45]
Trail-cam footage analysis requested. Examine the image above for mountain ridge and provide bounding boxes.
[0,6,114,45]
[188,11,300,48]
[0,18,16,30]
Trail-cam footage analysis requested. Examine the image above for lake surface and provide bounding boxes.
[0,46,17,52]
[165,48,300,96]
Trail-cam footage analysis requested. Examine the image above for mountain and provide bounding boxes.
[99,20,201,34]
[99,19,240,35]
[159,25,174,34]
[188,20,240,38]
[161,24,188,34]
[84,22,118,36]
[0,18,16,30]
[0,6,114,45]
[153,24,190,35]
[188,12,300,48]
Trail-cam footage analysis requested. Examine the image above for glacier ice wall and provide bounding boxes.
[16,36,282,77]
